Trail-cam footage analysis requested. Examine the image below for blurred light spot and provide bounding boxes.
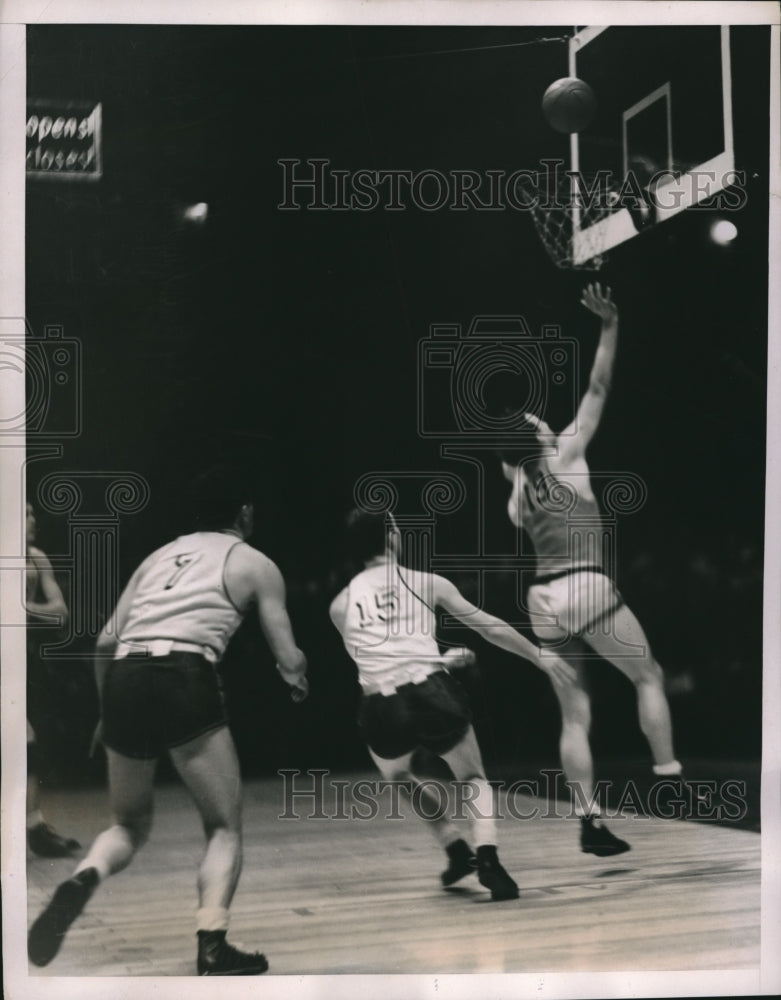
[183,202,209,224]
[709,219,738,245]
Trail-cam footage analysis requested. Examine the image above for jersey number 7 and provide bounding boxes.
[164,553,198,590]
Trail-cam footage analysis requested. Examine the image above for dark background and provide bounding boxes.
[25,25,768,793]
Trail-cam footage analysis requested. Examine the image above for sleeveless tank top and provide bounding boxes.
[341,563,445,689]
[119,531,246,662]
[511,457,606,578]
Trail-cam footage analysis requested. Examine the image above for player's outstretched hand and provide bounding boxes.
[289,674,309,703]
[276,659,309,702]
[277,662,309,703]
[442,647,477,670]
[581,282,617,324]
[537,652,577,690]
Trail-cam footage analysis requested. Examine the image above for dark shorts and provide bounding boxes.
[358,670,472,760]
[102,652,228,760]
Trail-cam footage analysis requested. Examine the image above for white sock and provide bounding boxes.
[652,760,683,776]
[469,779,498,848]
[75,823,135,881]
[75,860,105,881]
[197,907,230,933]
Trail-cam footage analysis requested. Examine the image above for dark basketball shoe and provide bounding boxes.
[28,867,99,966]
[27,822,81,858]
[580,815,631,857]
[475,845,519,901]
[441,838,477,887]
[197,930,269,976]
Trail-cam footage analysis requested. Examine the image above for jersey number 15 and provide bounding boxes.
[355,587,399,628]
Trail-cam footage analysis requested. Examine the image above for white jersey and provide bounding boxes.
[118,531,247,663]
[340,562,448,692]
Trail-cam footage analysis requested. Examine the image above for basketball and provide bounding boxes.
[542,77,597,133]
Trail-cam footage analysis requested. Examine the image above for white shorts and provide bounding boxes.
[527,570,624,642]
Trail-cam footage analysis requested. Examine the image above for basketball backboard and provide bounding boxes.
[569,25,735,266]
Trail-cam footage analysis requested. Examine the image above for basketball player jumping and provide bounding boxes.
[499,282,686,856]
[28,468,308,975]
[25,502,81,858]
[329,508,576,901]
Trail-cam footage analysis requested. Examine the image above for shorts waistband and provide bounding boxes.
[115,639,218,664]
[360,667,443,698]
[532,564,607,585]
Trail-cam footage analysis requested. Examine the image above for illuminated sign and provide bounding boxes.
[26,100,102,181]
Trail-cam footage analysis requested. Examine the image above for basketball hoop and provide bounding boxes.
[518,170,618,271]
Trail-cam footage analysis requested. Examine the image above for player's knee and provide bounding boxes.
[379,765,412,783]
[633,659,664,688]
[114,811,153,850]
[561,705,591,731]
[203,818,241,839]
[134,812,154,847]
[456,768,487,784]
[201,806,242,838]
[203,824,243,855]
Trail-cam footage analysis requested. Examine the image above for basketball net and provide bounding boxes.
[518,170,618,271]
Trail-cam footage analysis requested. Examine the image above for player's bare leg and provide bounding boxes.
[170,727,268,976]
[28,751,156,967]
[81,751,157,877]
[580,602,705,817]
[26,723,80,858]
[545,645,595,803]
[368,745,463,848]
[546,638,630,857]
[581,603,678,770]
[440,726,496,847]
[440,726,519,900]
[369,745,490,891]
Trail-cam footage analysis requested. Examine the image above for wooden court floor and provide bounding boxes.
[25,772,760,977]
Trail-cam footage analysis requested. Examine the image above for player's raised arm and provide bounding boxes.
[432,575,575,690]
[560,282,619,457]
